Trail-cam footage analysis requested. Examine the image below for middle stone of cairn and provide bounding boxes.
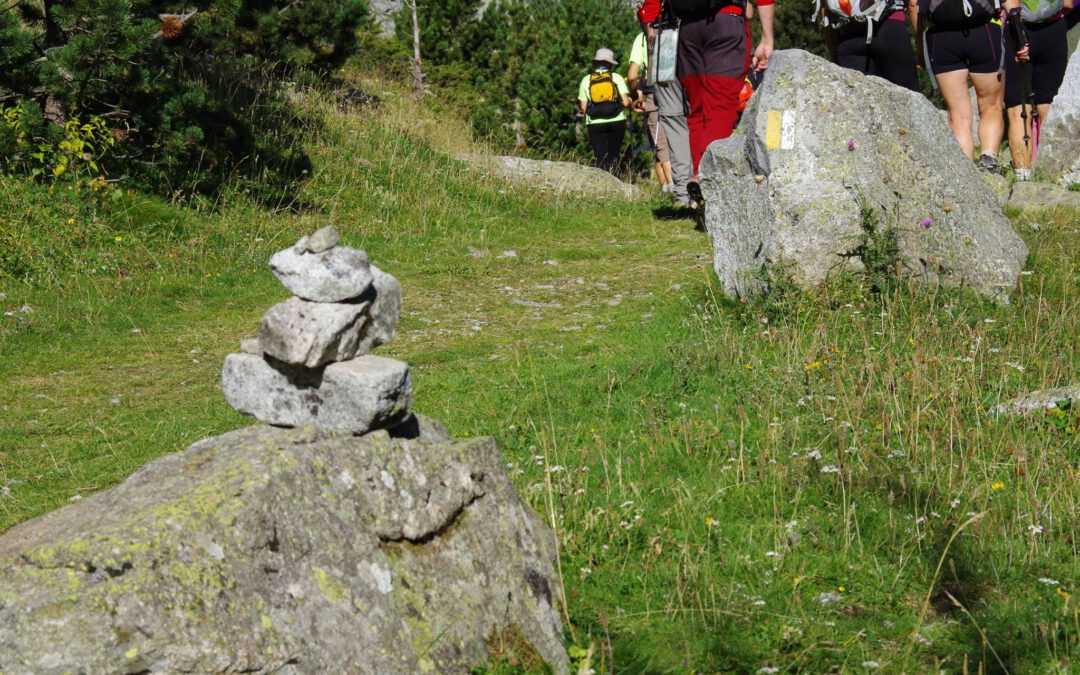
[222,226,412,434]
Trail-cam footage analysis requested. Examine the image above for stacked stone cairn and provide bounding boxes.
[222,226,411,434]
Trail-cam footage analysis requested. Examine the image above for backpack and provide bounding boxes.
[815,0,898,42]
[587,72,624,119]
[1019,0,1064,23]
[667,0,744,21]
[926,0,1000,25]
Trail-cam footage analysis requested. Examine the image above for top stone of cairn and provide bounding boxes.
[270,225,374,302]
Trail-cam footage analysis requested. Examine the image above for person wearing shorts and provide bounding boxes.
[916,0,1029,168]
[825,0,922,91]
[1003,6,1069,179]
[628,30,676,193]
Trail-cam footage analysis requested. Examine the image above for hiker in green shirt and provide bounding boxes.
[628,30,675,195]
[578,48,632,174]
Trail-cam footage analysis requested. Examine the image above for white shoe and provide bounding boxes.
[1015,167,1032,181]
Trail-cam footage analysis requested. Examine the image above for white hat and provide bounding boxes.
[593,48,618,66]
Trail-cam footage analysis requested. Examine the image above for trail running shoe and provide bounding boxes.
[978,153,999,175]
[687,180,704,209]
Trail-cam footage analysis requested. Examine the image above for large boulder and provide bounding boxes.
[457,154,641,200]
[0,421,568,674]
[1035,46,1080,183]
[701,50,1028,301]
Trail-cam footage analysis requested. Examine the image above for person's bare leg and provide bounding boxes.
[937,69,976,159]
[971,70,1005,157]
[660,161,673,186]
[1006,105,1031,171]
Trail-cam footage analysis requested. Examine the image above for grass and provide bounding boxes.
[2,78,1080,672]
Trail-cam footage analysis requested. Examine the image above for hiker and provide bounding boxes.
[578,48,633,174]
[915,0,1029,170]
[643,0,775,209]
[628,28,677,194]
[820,0,921,92]
[1002,0,1070,180]
[637,0,695,208]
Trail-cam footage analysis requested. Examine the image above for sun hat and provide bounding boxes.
[592,48,618,66]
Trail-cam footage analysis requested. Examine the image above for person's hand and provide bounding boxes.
[751,41,773,72]
[915,49,926,70]
[1015,44,1030,62]
[632,98,646,113]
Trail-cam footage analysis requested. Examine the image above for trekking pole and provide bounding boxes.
[1008,9,1033,154]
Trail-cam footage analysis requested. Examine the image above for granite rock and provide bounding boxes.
[222,353,412,433]
[258,297,371,368]
[270,243,373,303]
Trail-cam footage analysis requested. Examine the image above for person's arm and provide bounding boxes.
[627,62,642,96]
[1004,0,1031,62]
[752,1,775,73]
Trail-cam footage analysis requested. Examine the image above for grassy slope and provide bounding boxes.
[2,82,1080,672]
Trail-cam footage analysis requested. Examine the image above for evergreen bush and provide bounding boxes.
[0,0,370,199]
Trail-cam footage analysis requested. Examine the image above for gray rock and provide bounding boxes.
[270,243,373,303]
[297,225,341,254]
[222,353,412,433]
[1008,180,1080,212]
[701,50,1028,302]
[240,337,263,355]
[355,264,402,353]
[457,154,641,200]
[1035,47,1080,181]
[258,297,370,368]
[0,423,568,674]
[991,384,1080,414]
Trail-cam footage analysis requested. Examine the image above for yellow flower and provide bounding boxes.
[991,481,1005,490]
[114,236,123,243]
[744,363,753,370]
[66,218,76,226]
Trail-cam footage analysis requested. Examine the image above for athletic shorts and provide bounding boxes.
[1003,16,1068,107]
[833,15,920,92]
[926,20,1004,75]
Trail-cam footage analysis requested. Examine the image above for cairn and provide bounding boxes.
[222,226,411,434]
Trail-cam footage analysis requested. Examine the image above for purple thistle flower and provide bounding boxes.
[921,218,934,229]
[847,139,856,151]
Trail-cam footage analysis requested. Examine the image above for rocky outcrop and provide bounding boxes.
[223,227,410,434]
[0,420,569,674]
[1035,46,1080,183]
[701,50,1028,302]
[457,154,641,200]
[991,384,1080,414]
[1008,181,1080,212]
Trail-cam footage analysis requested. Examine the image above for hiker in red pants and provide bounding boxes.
[639,0,774,208]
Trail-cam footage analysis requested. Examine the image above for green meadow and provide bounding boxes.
[2,81,1079,673]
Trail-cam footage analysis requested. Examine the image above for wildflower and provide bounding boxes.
[757,668,780,674]
[991,481,1005,490]
[744,363,753,370]
[1039,578,1060,586]
[1029,524,1044,536]
[847,139,856,151]
[114,236,123,243]
[821,465,841,474]
[862,661,881,669]
[921,218,933,229]
[806,449,822,461]
[1005,362,1025,372]
[66,218,76,226]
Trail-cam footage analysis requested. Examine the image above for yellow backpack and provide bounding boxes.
[587,71,623,119]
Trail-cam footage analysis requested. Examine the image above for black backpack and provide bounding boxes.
[667,0,744,20]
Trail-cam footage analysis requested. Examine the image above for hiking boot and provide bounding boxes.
[978,153,1000,175]
[687,181,704,209]
[661,183,674,194]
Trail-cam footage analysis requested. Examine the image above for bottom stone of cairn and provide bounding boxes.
[222,353,412,433]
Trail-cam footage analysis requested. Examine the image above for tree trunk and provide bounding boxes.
[408,0,425,100]
[42,0,63,48]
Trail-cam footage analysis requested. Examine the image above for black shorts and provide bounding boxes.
[926,20,1004,75]
[833,16,920,92]
[1003,16,1068,107]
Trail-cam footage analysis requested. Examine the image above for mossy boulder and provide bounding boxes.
[701,50,1028,302]
[0,418,568,674]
